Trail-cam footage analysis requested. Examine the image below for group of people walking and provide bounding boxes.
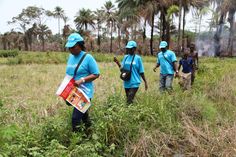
[64,32,198,132]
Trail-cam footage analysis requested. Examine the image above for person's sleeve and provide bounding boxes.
[88,55,100,75]
[138,57,145,73]
[179,59,182,65]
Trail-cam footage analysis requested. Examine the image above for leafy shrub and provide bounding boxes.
[0,50,19,57]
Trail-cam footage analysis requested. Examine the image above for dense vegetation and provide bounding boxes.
[0,52,236,156]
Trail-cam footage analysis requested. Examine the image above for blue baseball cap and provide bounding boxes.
[126,40,137,49]
[159,41,168,48]
[65,33,84,48]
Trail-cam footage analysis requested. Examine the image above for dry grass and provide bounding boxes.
[125,114,236,157]
[207,69,236,105]
[1,57,236,156]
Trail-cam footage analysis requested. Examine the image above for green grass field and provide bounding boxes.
[0,51,236,156]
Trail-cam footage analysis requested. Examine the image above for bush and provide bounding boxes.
[0,50,19,58]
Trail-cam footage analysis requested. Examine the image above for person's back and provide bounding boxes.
[157,49,176,75]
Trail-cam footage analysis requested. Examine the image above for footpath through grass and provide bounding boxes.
[0,51,236,156]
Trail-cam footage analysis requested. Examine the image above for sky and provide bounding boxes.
[0,0,116,34]
[0,0,212,35]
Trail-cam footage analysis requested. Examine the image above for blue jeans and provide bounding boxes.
[159,74,174,92]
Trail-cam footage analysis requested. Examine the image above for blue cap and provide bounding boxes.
[65,33,84,48]
[126,40,137,49]
[159,41,168,48]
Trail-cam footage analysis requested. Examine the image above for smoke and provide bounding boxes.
[195,25,233,57]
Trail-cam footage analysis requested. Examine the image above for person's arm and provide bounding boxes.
[153,63,160,72]
[74,74,99,87]
[171,52,179,77]
[173,61,180,77]
[140,73,148,90]
[113,56,121,68]
[178,60,182,71]
[75,54,100,87]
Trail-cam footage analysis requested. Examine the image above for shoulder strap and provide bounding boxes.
[129,55,135,71]
[162,52,174,69]
[73,53,87,78]
[123,55,135,71]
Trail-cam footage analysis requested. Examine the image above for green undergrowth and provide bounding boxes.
[0,51,156,65]
[0,55,236,156]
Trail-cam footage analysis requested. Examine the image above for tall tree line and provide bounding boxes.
[0,0,235,56]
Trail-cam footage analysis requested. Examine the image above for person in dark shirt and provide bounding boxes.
[178,52,194,90]
[190,43,198,85]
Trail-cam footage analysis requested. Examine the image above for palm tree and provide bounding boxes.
[221,0,236,56]
[117,0,159,55]
[196,7,210,33]
[52,6,65,35]
[102,1,117,53]
[62,15,69,26]
[62,24,71,51]
[177,0,208,52]
[74,8,95,31]
[118,7,140,46]
[94,9,104,51]
[25,23,38,51]
[36,24,52,51]
[210,0,236,56]
[9,6,51,51]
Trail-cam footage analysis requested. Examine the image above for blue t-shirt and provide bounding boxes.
[66,51,100,98]
[157,50,177,75]
[121,54,144,88]
[179,57,193,73]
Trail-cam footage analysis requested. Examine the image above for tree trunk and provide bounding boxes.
[177,0,182,55]
[199,15,202,33]
[97,23,101,52]
[118,26,121,50]
[2,36,7,50]
[42,38,45,52]
[24,35,29,51]
[214,14,224,57]
[143,19,147,44]
[58,18,60,35]
[110,22,113,53]
[90,41,93,51]
[166,21,170,47]
[150,12,155,56]
[182,7,186,52]
[161,11,166,41]
[227,9,235,56]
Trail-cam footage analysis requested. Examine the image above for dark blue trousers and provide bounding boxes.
[72,108,91,132]
[125,87,139,104]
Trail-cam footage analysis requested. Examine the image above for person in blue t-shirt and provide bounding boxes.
[153,41,179,92]
[178,52,194,90]
[114,40,148,104]
[65,32,100,132]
